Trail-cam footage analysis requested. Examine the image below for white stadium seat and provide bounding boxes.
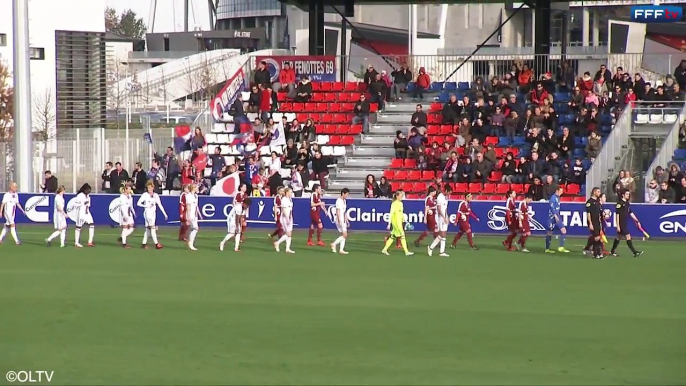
[204,168,212,177]
[212,123,226,133]
[316,135,329,145]
[663,114,678,124]
[333,146,346,157]
[272,112,283,121]
[260,145,271,155]
[649,114,663,124]
[225,156,235,165]
[241,91,250,101]
[279,169,291,179]
[206,144,217,154]
[205,133,217,144]
[321,146,333,156]
[217,134,229,144]
[634,114,649,124]
[285,113,297,121]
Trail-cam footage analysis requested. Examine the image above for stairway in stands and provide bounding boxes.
[328,102,415,195]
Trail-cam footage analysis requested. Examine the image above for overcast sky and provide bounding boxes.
[107,0,211,33]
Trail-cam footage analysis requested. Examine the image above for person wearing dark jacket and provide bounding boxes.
[411,104,428,128]
[101,162,113,192]
[378,176,392,198]
[527,176,545,201]
[441,95,462,125]
[363,65,379,85]
[594,64,612,88]
[525,152,545,183]
[110,162,130,193]
[542,175,559,200]
[132,162,147,194]
[42,170,58,193]
[311,150,334,190]
[556,127,575,159]
[659,181,676,204]
[674,60,686,90]
[247,85,261,113]
[294,76,313,102]
[369,73,387,111]
[253,61,271,87]
[352,94,371,134]
[209,146,226,185]
[391,65,412,101]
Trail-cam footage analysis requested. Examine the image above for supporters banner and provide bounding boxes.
[256,55,336,82]
[12,193,686,238]
[212,68,247,122]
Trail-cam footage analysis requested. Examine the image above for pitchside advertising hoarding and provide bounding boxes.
[256,55,337,82]
[11,194,686,238]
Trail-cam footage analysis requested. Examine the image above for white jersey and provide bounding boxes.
[184,193,198,220]
[138,192,162,227]
[75,192,93,226]
[436,193,449,232]
[2,192,19,222]
[335,197,347,233]
[53,194,67,230]
[280,196,293,232]
[119,194,134,226]
[227,204,245,234]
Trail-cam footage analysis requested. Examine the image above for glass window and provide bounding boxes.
[217,0,282,18]
[0,33,6,46]
[30,47,45,60]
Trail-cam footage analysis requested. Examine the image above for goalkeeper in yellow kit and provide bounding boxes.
[382,190,414,256]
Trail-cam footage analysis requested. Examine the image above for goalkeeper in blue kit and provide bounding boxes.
[546,186,570,253]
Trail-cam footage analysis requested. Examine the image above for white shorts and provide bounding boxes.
[188,218,199,231]
[76,213,93,227]
[280,216,293,233]
[119,214,135,227]
[3,213,15,226]
[54,214,67,230]
[144,213,156,228]
[227,219,242,235]
[336,221,347,234]
[436,217,448,233]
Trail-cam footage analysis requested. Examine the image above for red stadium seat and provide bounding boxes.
[489,171,503,182]
[468,183,482,193]
[332,114,346,123]
[340,136,355,145]
[296,113,308,122]
[482,183,496,193]
[455,147,465,156]
[401,182,414,192]
[494,148,504,158]
[316,103,328,112]
[427,125,440,135]
[344,82,358,91]
[475,195,488,200]
[524,183,532,192]
[430,102,443,112]
[566,183,581,195]
[428,115,441,124]
[336,125,349,135]
[440,125,453,135]
[277,92,288,102]
[293,102,304,111]
[391,182,401,191]
[304,103,316,111]
[573,196,586,202]
[421,171,434,180]
[329,104,341,112]
[357,82,368,92]
[319,82,332,92]
[495,183,509,194]
[311,82,322,92]
[311,93,324,102]
[280,102,293,111]
[450,193,464,200]
[484,137,498,146]
[506,148,519,157]
[407,194,420,199]
[390,158,404,168]
[511,184,524,194]
[324,93,336,102]
[341,103,355,112]
[349,125,363,135]
[404,159,417,168]
[370,104,379,113]
[331,82,344,91]
[407,170,421,180]
[328,136,340,145]
[488,195,502,201]
[454,183,468,193]
[383,170,395,179]
[395,170,408,180]
[561,196,574,202]
[337,93,350,102]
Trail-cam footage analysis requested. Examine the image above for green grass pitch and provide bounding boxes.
[1,225,685,385]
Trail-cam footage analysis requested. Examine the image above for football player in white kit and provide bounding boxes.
[274,187,295,253]
[74,183,95,248]
[185,184,202,251]
[330,188,350,254]
[45,186,68,247]
[220,197,252,252]
[428,184,452,257]
[0,182,25,245]
[119,184,136,248]
[137,181,169,249]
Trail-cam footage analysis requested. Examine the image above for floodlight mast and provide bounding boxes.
[12,0,34,192]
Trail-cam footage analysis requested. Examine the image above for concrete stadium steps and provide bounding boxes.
[341,157,392,169]
[370,124,409,135]
[351,146,395,157]
[360,134,397,147]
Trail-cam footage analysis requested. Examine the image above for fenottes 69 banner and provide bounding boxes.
[10,193,686,238]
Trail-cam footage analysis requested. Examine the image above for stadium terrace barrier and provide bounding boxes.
[13,194,686,238]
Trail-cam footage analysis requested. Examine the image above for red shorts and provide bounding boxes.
[426,216,436,232]
[310,212,321,226]
[275,215,282,229]
[507,221,519,232]
[179,213,186,223]
[520,222,531,234]
[458,221,471,232]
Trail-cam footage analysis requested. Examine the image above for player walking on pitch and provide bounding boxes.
[274,188,295,253]
[46,186,68,247]
[451,192,479,250]
[74,183,95,248]
[118,184,136,248]
[185,184,203,251]
[308,184,326,246]
[428,184,452,257]
[585,187,604,259]
[220,197,252,252]
[382,190,414,256]
[610,190,644,257]
[235,183,248,242]
[331,188,350,254]
[545,186,570,253]
[268,187,285,240]
[515,193,533,252]
[414,187,438,247]
[137,181,169,249]
[0,182,25,245]
[502,190,519,251]
[178,184,190,241]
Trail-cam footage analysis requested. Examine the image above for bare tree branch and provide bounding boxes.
[32,89,56,142]
[0,57,14,142]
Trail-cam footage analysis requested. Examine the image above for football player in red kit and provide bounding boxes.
[268,187,285,240]
[451,193,479,249]
[516,193,534,252]
[414,187,438,247]
[502,190,519,251]
[178,184,190,241]
[308,184,326,246]
[235,183,248,242]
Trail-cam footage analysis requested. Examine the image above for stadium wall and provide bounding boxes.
[13,194,686,238]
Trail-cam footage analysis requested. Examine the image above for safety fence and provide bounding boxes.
[11,193,686,238]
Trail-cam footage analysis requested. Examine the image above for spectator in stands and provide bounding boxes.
[244,155,259,186]
[411,104,428,129]
[525,176,542,201]
[132,162,147,194]
[471,76,486,100]
[670,84,684,102]
[568,86,584,112]
[416,146,429,170]
[453,117,470,147]
[543,175,558,200]
[530,82,549,106]
[543,152,561,182]
[101,162,113,192]
[465,138,483,161]
[525,151,544,183]
[645,179,660,203]
[259,85,274,121]
[274,61,296,97]
[571,158,586,186]
[442,152,459,182]
[489,105,505,136]
[557,60,575,90]
[426,141,441,171]
[653,86,671,108]
[369,73,387,111]
[471,118,488,145]
[311,150,333,189]
[676,177,686,203]
[413,67,430,101]
[381,70,393,100]
[394,130,408,159]
[611,67,625,89]
[500,153,517,183]
[667,163,683,190]
[454,156,471,183]
[642,82,655,103]
[659,180,676,203]
[284,139,298,166]
[593,73,608,96]
[487,76,503,100]
[391,64,412,101]
[407,127,425,158]
[291,163,306,197]
[156,147,179,192]
[254,61,271,87]
[501,73,517,96]
[378,176,392,198]
[542,128,558,156]
[301,118,315,142]
[364,175,380,198]
[248,85,261,113]
[352,94,371,134]
[441,94,461,125]
[110,162,129,193]
[584,90,599,109]
[517,63,534,94]
[621,171,637,199]
[556,126,574,159]
[633,74,647,99]
[585,131,601,160]
[298,140,311,166]
[252,168,268,196]
[209,147,225,185]
[191,127,206,159]
[526,127,544,153]
[148,160,164,193]
[294,76,313,103]
[612,170,626,196]
[180,160,194,186]
[484,143,497,165]
[41,170,58,193]
[363,65,378,85]
[594,64,612,86]
[504,110,519,142]
[473,152,492,183]
[195,170,210,195]
[287,118,301,143]
[674,60,686,90]
[654,165,668,185]
[268,161,284,196]
[625,88,637,108]
[578,72,593,93]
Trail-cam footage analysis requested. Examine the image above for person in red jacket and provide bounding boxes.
[530,82,549,106]
[274,62,296,97]
[259,84,273,122]
[413,67,431,101]
[578,72,593,93]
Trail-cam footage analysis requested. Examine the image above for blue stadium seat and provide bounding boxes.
[497,137,511,147]
[407,82,416,92]
[436,92,450,103]
[582,160,592,169]
[554,92,570,103]
[457,82,470,91]
[512,136,526,146]
[573,148,586,158]
[600,125,612,134]
[430,82,444,92]
[600,114,613,125]
[518,148,531,158]
[444,82,457,91]
[674,149,686,160]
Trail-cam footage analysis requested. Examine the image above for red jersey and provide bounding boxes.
[235,192,246,204]
[179,193,187,220]
[457,201,476,223]
[425,195,437,230]
[273,195,282,222]
[505,197,517,224]
[518,200,531,232]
